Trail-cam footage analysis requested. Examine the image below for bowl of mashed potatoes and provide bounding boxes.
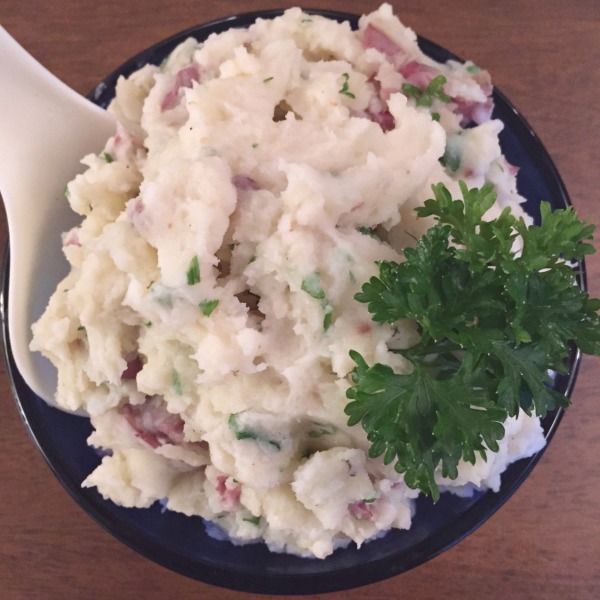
[2,5,580,594]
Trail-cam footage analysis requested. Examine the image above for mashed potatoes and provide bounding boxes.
[31,4,546,558]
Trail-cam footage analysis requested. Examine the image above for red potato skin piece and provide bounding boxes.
[121,396,185,448]
[160,64,201,112]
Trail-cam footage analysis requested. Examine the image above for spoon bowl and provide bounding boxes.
[0,27,116,405]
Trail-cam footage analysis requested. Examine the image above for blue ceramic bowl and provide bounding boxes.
[1,10,583,595]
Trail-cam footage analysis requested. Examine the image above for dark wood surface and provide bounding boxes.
[1,1,599,598]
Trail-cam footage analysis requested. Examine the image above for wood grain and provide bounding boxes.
[1,1,599,598]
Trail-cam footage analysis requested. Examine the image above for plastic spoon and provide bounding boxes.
[0,27,116,406]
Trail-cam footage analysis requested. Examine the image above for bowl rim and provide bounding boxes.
[0,8,583,595]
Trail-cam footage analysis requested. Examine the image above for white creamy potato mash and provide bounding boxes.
[31,4,546,558]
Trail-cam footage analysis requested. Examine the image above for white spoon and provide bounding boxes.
[0,27,117,406]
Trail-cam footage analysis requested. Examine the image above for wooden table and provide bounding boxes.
[1,1,598,598]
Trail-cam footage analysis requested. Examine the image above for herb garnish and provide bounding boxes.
[172,369,183,396]
[440,139,461,173]
[346,181,600,501]
[308,422,335,438]
[301,272,334,331]
[402,74,451,108]
[199,299,219,316]
[357,226,379,239]
[339,72,356,99]
[301,272,326,299]
[101,151,114,163]
[186,255,201,285]
[228,414,281,451]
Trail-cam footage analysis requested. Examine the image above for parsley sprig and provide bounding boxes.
[346,182,600,501]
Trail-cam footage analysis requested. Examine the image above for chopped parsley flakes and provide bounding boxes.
[402,75,451,108]
[338,72,356,99]
[186,256,201,285]
[199,299,219,316]
[301,272,334,331]
[172,369,183,396]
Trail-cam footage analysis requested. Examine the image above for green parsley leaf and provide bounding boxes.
[347,181,600,500]
[339,72,356,99]
[172,369,182,396]
[151,283,173,309]
[439,143,461,172]
[301,273,334,331]
[186,256,201,285]
[357,226,379,239]
[102,151,114,163]
[402,74,451,108]
[228,413,281,451]
[346,351,506,502]
[199,299,219,316]
[308,422,336,438]
[323,304,334,331]
[301,272,326,300]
